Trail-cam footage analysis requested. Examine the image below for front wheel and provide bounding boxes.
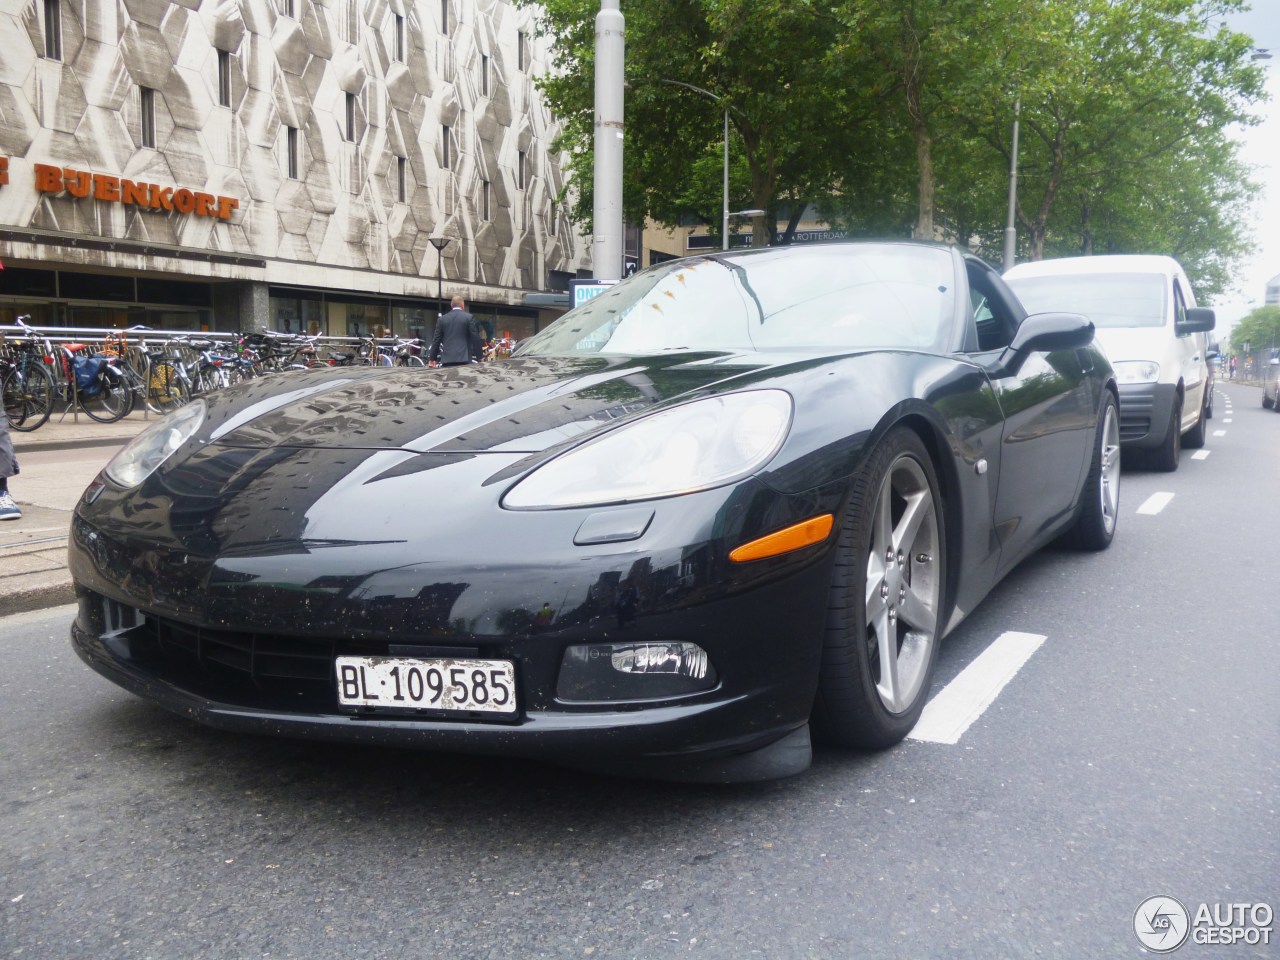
[147,359,190,413]
[3,363,56,432]
[1150,395,1182,472]
[1183,392,1208,449]
[813,428,945,749]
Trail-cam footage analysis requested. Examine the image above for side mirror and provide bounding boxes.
[988,312,1094,378]
[1177,307,1215,334]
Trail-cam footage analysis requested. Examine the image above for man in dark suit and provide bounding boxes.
[429,295,482,367]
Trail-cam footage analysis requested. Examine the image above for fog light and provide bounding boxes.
[556,642,717,702]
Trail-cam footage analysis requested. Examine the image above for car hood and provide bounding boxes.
[1090,325,1178,366]
[203,353,798,455]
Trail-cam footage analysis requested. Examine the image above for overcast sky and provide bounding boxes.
[1212,2,1280,337]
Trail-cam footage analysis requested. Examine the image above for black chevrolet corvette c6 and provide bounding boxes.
[69,242,1120,782]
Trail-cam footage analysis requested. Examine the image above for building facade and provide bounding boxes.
[0,0,589,342]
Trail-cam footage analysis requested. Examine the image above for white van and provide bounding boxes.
[1003,255,1215,471]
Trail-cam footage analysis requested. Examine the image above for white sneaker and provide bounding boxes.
[0,491,20,520]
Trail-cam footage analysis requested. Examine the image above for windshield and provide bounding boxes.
[1007,272,1167,329]
[516,244,957,357]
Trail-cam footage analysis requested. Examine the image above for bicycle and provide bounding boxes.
[104,329,189,414]
[1,318,58,432]
[53,340,133,422]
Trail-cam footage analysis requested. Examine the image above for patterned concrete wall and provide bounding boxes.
[0,0,588,300]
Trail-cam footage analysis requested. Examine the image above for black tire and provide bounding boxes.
[147,360,190,413]
[1150,394,1182,472]
[1266,393,1276,410]
[1183,392,1208,449]
[812,428,946,749]
[80,367,133,423]
[3,362,55,432]
[1064,392,1120,550]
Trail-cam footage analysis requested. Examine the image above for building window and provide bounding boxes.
[397,156,407,202]
[480,53,489,97]
[517,30,526,71]
[140,87,156,148]
[517,151,526,190]
[217,50,231,107]
[442,125,451,170]
[440,0,448,36]
[343,0,357,43]
[278,0,294,17]
[43,0,62,60]
[286,126,299,179]
[394,14,405,61]
[482,179,490,220]
[345,93,356,142]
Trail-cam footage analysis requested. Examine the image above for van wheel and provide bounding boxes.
[1183,394,1208,449]
[1151,396,1181,472]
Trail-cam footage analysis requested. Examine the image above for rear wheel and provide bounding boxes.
[813,428,945,749]
[1064,392,1120,550]
[80,367,133,422]
[147,359,189,413]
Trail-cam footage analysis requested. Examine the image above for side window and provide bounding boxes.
[1172,280,1188,334]
[966,262,1017,352]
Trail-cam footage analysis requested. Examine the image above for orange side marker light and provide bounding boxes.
[729,514,835,563]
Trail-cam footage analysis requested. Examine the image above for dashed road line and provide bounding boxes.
[1213,429,1227,436]
[1191,450,1210,460]
[1136,491,1175,515]
[909,631,1047,745]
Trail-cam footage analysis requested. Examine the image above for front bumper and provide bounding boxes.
[1117,382,1178,447]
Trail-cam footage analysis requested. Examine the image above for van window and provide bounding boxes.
[1008,272,1167,328]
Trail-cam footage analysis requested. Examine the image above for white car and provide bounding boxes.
[1004,255,1215,471]
[1264,358,1280,410]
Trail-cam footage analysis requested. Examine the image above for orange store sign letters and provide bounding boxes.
[33,163,239,220]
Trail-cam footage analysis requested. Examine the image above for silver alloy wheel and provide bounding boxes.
[863,454,941,714]
[1099,401,1120,535]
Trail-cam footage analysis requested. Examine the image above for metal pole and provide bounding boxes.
[721,108,729,251]
[593,0,625,281]
[436,251,443,318]
[1003,97,1020,271]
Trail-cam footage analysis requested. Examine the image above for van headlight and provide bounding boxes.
[1112,360,1160,384]
[104,400,206,487]
[503,390,793,509]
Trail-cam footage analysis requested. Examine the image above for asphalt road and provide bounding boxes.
[2,386,1277,959]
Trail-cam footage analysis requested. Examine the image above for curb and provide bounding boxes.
[13,435,134,454]
[0,578,75,617]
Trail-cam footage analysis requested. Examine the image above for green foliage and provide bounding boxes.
[1230,306,1280,354]
[523,0,1266,288]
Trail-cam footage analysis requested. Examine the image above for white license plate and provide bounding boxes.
[336,656,517,716]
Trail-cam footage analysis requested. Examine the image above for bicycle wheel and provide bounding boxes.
[80,368,134,423]
[3,362,56,432]
[147,359,190,413]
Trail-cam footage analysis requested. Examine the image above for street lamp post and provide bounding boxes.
[1003,96,1020,272]
[661,79,753,250]
[726,208,766,249]
[429,236,451,320]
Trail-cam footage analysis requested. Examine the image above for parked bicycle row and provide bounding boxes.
[2,319,432,432]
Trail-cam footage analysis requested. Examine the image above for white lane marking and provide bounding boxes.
[908,631,1047,745]
[1223,418,1233,423]
[1213,429,1227,436]
[1191,450,1210,460]
[1137,491,1175,515]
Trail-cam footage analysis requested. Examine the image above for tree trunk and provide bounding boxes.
[913,116,935,240]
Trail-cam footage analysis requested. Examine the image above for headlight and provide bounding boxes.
[503,390,793,509]
[1112,360,1160,384]
[104,400,206,487]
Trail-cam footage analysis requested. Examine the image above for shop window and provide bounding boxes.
[43,0,62,60]
[217,50,231,108]
[140,87,156,148]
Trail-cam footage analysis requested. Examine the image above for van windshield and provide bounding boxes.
[1007,273,1167,328]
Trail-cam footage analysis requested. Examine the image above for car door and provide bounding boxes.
[964,259,1095,572]
[1172,277,1206,431]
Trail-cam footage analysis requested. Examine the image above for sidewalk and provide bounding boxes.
[2,408,153,616]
